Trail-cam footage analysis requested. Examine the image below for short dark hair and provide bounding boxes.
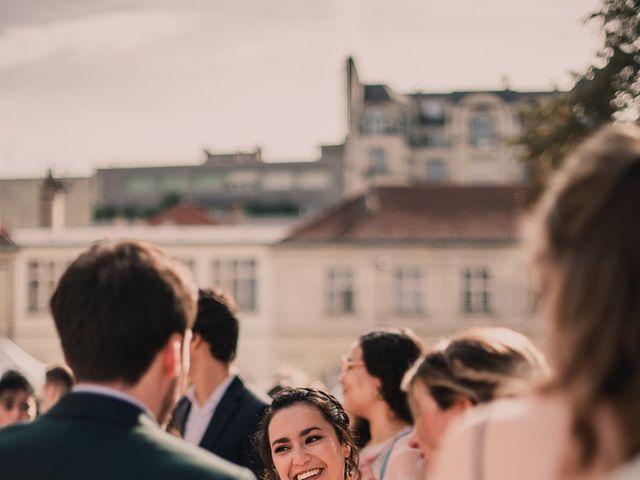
[256,388,361,480]
[0,370,34,397]
[359,328,423,424]
[50,240,197,385]
[45,366,75,393]
[192,288,239,363]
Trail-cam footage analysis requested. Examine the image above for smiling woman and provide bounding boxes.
[256,388,361,480]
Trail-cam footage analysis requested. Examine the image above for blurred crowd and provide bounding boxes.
[1,124,640,479]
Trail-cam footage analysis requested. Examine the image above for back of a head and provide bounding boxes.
[405,327,548,408]
[0,370,34,397]
[50,240,197,385]
[192,288,239,363]
[529,124,640,471]
[44,366,74,393]
[359,328,424,423]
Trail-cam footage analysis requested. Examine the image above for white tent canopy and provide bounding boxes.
[0,337,46,389]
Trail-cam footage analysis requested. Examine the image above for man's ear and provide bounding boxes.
[163,333,184,377]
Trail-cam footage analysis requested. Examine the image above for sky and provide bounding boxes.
[0,0,602,178]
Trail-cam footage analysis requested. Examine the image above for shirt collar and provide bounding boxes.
[186,374,236,411]
[72,383,156,421]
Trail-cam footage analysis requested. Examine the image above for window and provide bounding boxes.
[394,267,423,314]
[262,171,293,191]
[297,171,331,190]
[225,170,258,192]
[369,148,387,176]
[193,174,224,191]
[426,159,446,182]
[328,268,355,314]
[462,267,492,314]
[420,101,445,125]
[468,110,497,148]
[362,109,387,135]
[211,258,257,312]
[124,176,155,194]
[27,260,68,313]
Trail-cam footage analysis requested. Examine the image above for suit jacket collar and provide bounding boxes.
[47,392,157,428]
[199,375,245,448]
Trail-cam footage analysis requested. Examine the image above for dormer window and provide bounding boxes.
[468,110,497,148]
[362,109,387,135]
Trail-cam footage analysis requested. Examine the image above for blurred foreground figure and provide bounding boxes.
[0,240,254,480]
[39,365,74,414]
[403,327,548,468]
[0,370,36,427]
[433,124,640,480]
[170,288,269,477]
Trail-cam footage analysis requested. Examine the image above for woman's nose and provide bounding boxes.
[292,447,311,466]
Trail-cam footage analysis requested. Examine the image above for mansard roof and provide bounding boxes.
[283,185,529,244]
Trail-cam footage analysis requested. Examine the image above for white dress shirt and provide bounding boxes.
[183,374,236,446]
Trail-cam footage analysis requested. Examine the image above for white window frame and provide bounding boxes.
[394,267,424,314]
[210,258,258,312]
[327,268,355,314]
[462,267,492,314]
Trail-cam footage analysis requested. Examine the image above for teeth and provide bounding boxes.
[296,468,321,480]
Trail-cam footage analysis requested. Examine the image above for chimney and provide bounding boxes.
[39,170,67,229]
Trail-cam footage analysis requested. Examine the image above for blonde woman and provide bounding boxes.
[403,327,548,469]
[433,124,640,479]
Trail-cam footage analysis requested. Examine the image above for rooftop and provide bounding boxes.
[284,185,529,244]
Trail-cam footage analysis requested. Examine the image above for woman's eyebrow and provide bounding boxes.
[300,426,321,436]
[271,436,290,447]
[271,426,322,447]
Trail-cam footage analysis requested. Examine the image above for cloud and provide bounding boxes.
[0,10,195,70]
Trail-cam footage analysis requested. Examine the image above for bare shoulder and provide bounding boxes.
[433,396,569,480]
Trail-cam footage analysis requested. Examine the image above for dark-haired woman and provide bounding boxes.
[339,329,424,480]
[256,388,360,480]
[402,327,547,468]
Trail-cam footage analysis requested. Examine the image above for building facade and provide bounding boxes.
[344,57,555,194]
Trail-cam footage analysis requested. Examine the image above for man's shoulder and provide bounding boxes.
[234,376,270,409]
[146,428,255,479]
[0,415,255,480]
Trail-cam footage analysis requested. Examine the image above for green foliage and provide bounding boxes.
[518,0,639,198]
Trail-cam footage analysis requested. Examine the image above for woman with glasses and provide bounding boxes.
[339,328,424,480]
[402,327,548,470]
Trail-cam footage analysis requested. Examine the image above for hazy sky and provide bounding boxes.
[0,0,602,177]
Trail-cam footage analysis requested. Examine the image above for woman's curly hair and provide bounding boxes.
[255,388,361,480]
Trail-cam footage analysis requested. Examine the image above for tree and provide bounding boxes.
[519,0,639,197]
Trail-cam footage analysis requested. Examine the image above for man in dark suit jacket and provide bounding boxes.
[170,288,269,478]
[0,240,254,480]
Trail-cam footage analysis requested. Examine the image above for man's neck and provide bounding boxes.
[192,362,231,407]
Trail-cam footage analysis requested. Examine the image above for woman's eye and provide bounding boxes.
[273,445,290,454]
[306,435,322,444]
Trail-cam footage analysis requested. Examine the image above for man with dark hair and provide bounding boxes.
[171,288,269,477]
[0,370,36,427]
[0,240,254,480]
[40,365,74,413]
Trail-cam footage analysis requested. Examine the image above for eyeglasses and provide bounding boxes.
[340,355,365,373]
